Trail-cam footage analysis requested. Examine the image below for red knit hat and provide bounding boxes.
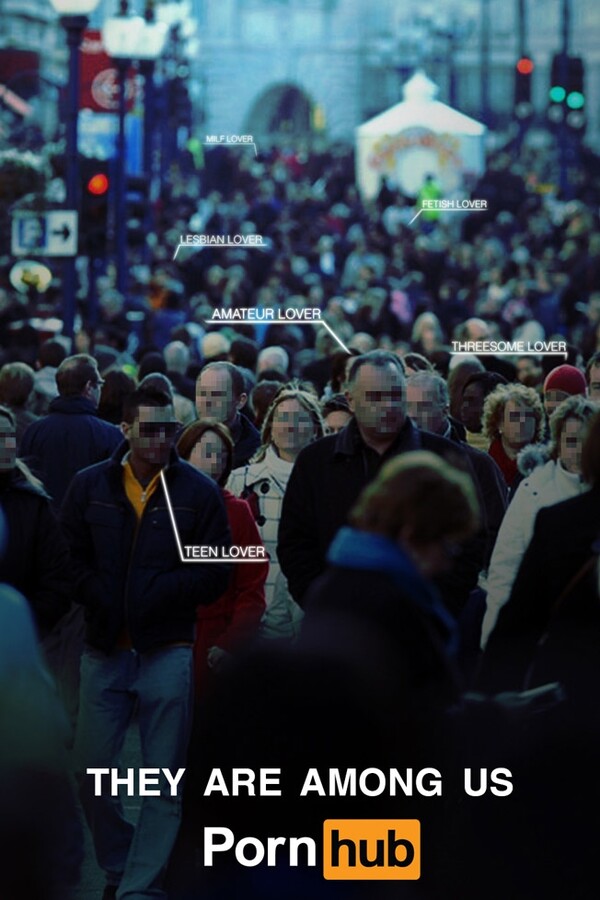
[543,364,586,396]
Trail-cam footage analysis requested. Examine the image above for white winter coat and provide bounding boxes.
[481,450,587,648]
[227,446,304,639]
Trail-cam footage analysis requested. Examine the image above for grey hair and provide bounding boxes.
[406,371,449,409]
[347,350,406,385]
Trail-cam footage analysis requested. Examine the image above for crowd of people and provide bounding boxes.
[1,137,600,898]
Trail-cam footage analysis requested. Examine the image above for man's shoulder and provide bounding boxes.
[420,429,466,457]
[295,433,341,467]
[457,440,501,474]
[241,413,259,433]
[72,454,117,482]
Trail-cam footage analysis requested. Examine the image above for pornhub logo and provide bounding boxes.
[323,820,420,880]
[204,819,420,880]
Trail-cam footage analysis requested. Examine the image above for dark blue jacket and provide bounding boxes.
[59,443,232,653]
[20,395,122,510]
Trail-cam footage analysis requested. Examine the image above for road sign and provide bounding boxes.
[11,211,78,257]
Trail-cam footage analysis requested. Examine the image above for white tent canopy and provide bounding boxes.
[356,71,486,199]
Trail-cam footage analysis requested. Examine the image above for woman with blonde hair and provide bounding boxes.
[481,395,596,647]
[228,386,324,638]
[482,382,545,488]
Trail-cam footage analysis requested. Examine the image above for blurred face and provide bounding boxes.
[124,404,179,469]
[188,431,228,483]
[559,417,586,474]
[544,389,570,419]
[460,383,485,433]
[516,358,542,387]
[502,399,537,449]
[324,409,352,435]
[588,364,600,402]
[196,368,238,425]
[0,416,16,472]
[270,399,316,457]
[406,384,447,435]
[347,364,406,440]
[419,323,438,352]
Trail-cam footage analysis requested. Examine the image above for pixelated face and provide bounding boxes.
[324,409,352,435]
[588,365,600,402]
[544,389,569,419]
[270,399,316,456]
[196,368,237,425]
[347,363,406,438]
[188,432,228,483]
[125,404,179,468]
[559,417,587,475]
[406,384,446,435]
[502,399,537,448]
[460,382,485,433]
[0,417,16,472]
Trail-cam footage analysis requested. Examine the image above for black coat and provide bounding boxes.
[444,428,508,567]
[0,470,72,635]
[59,443,232,653]
[479,487,600,692]
[278,417,498,615]
[303,566,461,714]
[19,395,122,510]
[231,413,260,469]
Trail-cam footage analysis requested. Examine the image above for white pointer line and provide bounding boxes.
[321,319,351,353]
[173,241,266,260]
[408,208,486,226]
[159,470,266,563]
[202,317,350,355]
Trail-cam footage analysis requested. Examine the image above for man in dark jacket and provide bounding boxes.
[20,353,122,511]
[61,385,231,900]
[278,351,489,617]
[406,370,508,566]
[195,361,260,467]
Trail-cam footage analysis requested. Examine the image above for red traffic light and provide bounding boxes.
[516,57,534,76]
[87,173,109,196]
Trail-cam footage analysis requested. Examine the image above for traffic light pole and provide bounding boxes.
[480,0,491,125]
[140,58,156,267]
[115,58,129,299]
[559,0,571,197]
[60,15,88,344]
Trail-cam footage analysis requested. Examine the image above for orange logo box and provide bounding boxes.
[323,819,420,880]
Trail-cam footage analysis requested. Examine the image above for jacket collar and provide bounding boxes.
[107,440,181,478]
[333,416,422,458]
[49,395,99,416]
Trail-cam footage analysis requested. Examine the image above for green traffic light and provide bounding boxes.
[566,91,585,110]
[549,85,566,103]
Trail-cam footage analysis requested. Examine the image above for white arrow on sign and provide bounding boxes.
[11,211,79,258]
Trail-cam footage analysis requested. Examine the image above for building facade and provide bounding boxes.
[192,0,600,145]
